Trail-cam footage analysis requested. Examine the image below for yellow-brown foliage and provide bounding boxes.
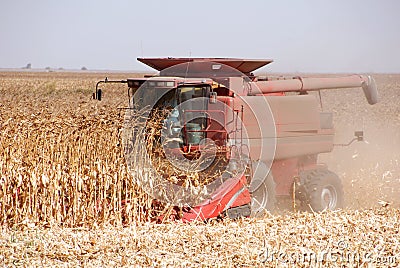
[0,72,157,227]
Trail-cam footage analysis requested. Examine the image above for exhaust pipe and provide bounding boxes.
[249,75,379,105]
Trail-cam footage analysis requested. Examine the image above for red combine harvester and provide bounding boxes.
[94,58,378,222]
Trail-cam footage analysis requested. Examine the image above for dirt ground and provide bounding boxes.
[0,71,399,266]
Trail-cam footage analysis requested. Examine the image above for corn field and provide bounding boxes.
[0,71,399,266]
[0,72,161,227]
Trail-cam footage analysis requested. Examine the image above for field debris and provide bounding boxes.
[1,208,399,266]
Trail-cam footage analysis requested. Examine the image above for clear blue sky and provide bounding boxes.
[1,0,399,73]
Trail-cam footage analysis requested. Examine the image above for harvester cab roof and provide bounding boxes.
[137,57,273,77]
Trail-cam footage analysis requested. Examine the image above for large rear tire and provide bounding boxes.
[250,173,276,217]
[298,169,344,212]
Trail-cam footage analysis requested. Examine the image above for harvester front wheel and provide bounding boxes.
[250,173,276,217]
[300,169,344,212]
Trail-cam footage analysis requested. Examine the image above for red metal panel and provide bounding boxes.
[271,159,298,196]
[137,58,273,74]
[180,174,250,222]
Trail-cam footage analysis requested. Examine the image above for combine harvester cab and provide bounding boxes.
[94,57,378,222]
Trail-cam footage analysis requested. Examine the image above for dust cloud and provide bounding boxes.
[318,74,400,208]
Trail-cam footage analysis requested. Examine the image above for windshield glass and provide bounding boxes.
[134,86,176,110]
[178,85,209,104]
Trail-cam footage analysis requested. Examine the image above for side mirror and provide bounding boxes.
[355,131,363,141]
[93,88,102,101]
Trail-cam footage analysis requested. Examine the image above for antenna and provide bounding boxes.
[184,50,192,81]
